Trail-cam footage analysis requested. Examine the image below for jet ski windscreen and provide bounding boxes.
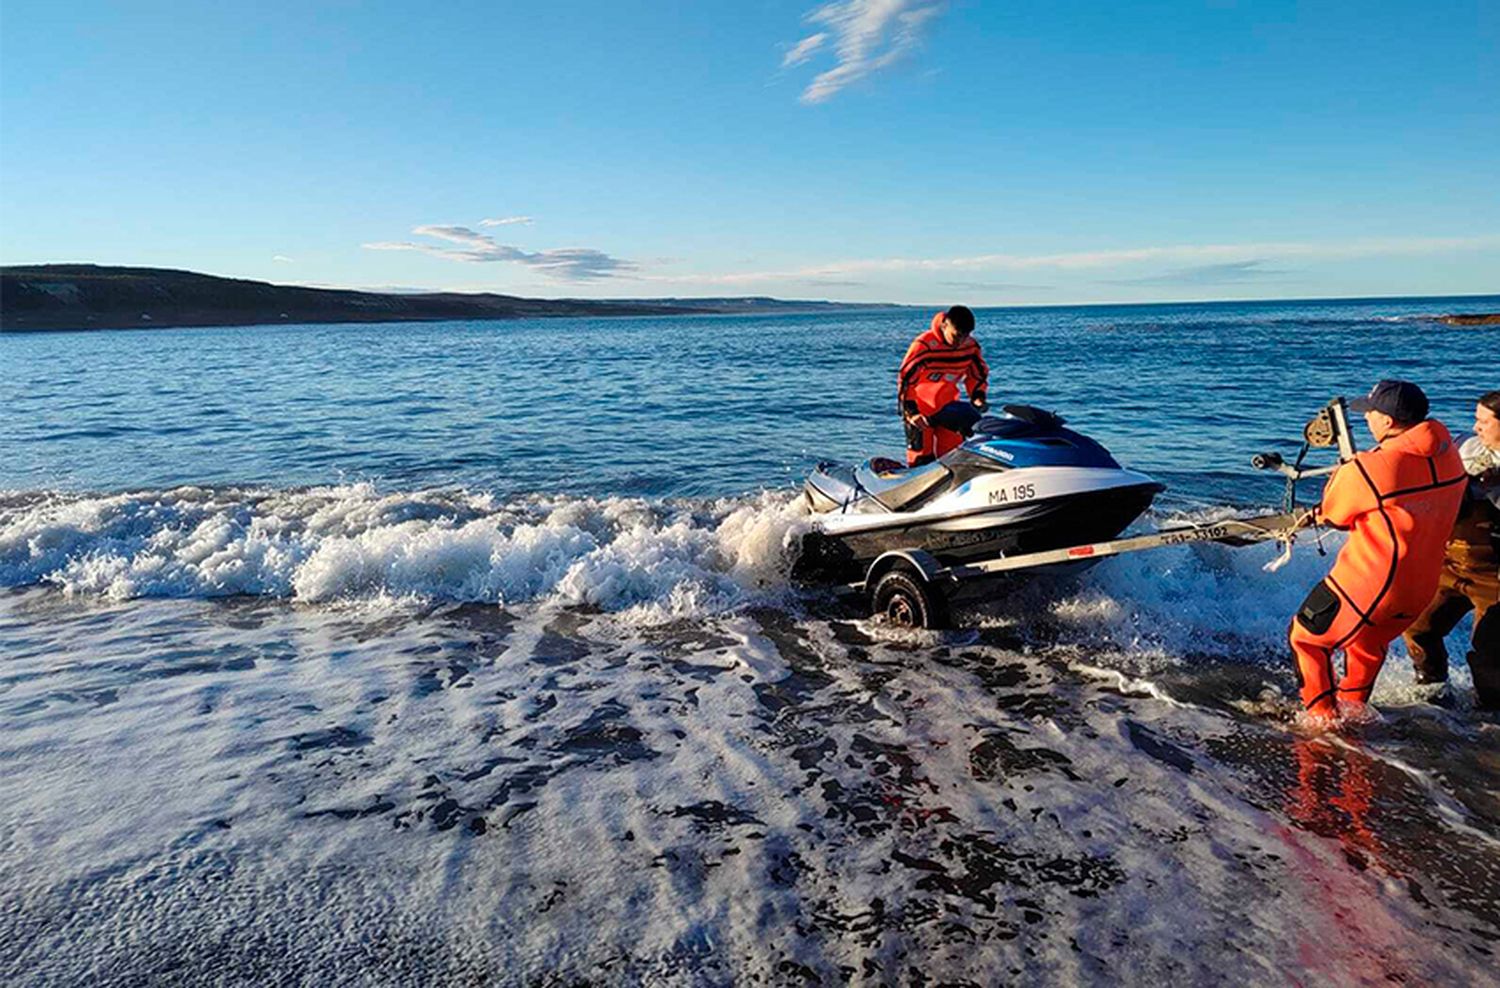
[928,402,983,434]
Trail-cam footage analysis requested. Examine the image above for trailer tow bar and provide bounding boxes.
[858,512,1304,629]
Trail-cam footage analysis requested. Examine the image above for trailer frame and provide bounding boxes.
[850,396,1358,628]
[857,511,1306,628]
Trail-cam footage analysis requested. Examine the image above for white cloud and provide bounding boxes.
[479,216,534,227]
[781,32,827,67]
[411,224,495,247]
[272,255,294,263]
[939,280,1054,292]
[1102,260,1291,286]
[636,234,1500,286]
[363,224,633,281]
[784,0,945,104]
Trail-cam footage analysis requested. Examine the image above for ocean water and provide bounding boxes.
[2,296,1498,985]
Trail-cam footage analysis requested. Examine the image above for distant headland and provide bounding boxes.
[1435,312,1500,326]
[0,265,903,332]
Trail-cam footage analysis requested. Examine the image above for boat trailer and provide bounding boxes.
[854,398,1358,628]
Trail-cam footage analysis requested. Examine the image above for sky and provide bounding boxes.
[1,0,1497,305]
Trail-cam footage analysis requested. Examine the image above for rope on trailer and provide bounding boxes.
[1263,440,1335,572]
[1263,535,1296,573]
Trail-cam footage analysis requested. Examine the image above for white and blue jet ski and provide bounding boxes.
[796,405,1164,583]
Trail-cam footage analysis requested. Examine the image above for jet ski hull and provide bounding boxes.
[796,480,1162,583]
[797,407,1165,585]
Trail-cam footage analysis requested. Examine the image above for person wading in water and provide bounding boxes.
[1288,379,1466,728]
[1402,389,1500,709]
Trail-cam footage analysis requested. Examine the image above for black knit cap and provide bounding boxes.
[945,305,975,335]
[1348,379,1429,424]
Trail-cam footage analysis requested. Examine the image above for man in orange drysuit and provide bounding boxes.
[1289,380,1466,725]
[897,305,990,467]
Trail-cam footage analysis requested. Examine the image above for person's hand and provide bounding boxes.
[908,414,930,430]
[972,396,988,413]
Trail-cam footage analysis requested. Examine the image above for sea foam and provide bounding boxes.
[2,486,1478,680]
[0,485,811,616]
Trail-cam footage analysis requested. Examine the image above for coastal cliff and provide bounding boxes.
[0,265,718,330]
[1435,313,1500,326]
[0,265,891,331]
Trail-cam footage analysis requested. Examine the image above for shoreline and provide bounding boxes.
[1436,312,1500,326]
[0,264,902,333]
[4,264,1497,334]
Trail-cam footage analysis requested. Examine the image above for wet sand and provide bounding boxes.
[3,589,1496,985]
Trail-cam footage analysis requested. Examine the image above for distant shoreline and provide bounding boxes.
[1,264,1495,333]
[1434,312,1500,326]
[0,264,904,333]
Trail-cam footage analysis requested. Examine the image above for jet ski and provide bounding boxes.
[796,405,1164,583]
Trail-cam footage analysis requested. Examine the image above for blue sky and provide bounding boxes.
[2,0,1497,304]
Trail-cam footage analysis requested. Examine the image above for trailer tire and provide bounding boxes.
[870,567,950,629]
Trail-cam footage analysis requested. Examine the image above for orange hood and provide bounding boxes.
[1378,418,1455,459]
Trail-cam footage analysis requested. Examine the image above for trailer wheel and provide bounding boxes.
[870,567,950,629]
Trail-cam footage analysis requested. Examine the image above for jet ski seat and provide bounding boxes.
[974,405,1066,439]
[855,458,953,511]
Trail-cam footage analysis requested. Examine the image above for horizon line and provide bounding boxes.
[3,261,1498,313]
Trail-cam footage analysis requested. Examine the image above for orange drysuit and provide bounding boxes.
[1289,419,1466,716]
[897,312,989,466]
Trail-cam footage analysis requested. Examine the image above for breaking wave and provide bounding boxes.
[0,485,811,617]
[3,483,1468,691]
[3,483,1382,659]
[1052,508,1339,656]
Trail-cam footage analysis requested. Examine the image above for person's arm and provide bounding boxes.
[966,345,990,411]
[1314,455,1379,529]
[897,337,926,420]
[1459,435,1500,503]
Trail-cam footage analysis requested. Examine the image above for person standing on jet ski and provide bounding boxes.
[898,305,990,467]
[1288,380,1466,727]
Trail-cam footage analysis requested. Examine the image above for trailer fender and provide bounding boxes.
[863,549,947,590]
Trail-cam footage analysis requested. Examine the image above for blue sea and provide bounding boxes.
[2,296,1498,985]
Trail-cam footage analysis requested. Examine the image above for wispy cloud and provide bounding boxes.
[479,216,533,227]
[350,285,442,295]
[363,224,633,281]
[636,234,1500,286]
[272,255,294,263]
[939,280,1054,292]
[781,32,827,67]
[784,1,945,104]
[1101,259,1291,286]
